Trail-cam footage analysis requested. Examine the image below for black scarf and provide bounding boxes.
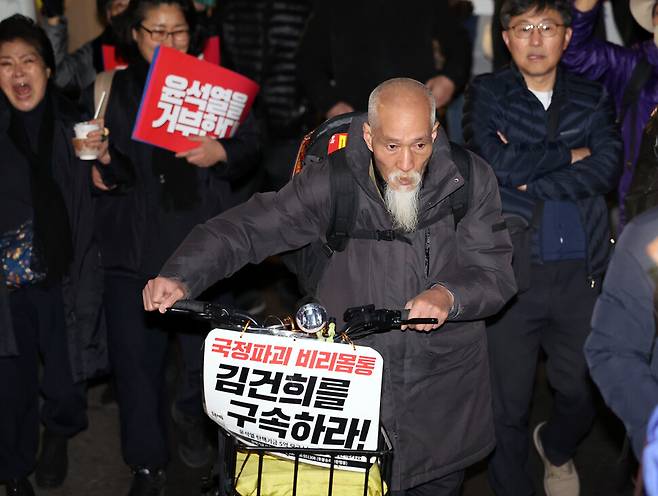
[7,91,73,283]
[130,59,200,211]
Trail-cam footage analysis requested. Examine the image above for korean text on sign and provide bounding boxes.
[152,74,248,138]
[203,328,383,456]
[210,336,377,375]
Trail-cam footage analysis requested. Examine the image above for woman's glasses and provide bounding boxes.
[139,24,190,43]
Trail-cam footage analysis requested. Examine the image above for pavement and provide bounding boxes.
[8,264,639,496]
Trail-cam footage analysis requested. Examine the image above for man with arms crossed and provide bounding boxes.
[464,1,622,494]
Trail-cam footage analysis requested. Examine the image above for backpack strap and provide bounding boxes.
[349,228,413,245]
[447,141,472,228]
[323,148,358,256]
[620,57,652,128]
[93,69,116,121]
[323,147,414,256]
[621,57,652,168]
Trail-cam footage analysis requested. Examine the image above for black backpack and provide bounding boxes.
[284,112,472,295]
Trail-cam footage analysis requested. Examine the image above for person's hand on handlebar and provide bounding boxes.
[143,276,188,313]
[403,285,454,332]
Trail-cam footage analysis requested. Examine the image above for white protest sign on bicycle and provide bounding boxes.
[202,328,384,470]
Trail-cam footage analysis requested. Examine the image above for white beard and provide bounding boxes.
[384,170,422,232]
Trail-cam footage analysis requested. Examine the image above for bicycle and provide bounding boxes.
[169,300,437,496]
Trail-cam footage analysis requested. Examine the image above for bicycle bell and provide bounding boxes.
[295,302,328,334]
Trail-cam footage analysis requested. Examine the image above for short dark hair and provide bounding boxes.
[500,0,572,30]
[0,14,56,76]
[113,0,198,61]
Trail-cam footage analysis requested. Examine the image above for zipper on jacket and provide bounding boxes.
[577,201,600,288]
[425,228,431,278]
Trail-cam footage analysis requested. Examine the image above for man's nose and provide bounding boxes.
[529,28,543,46]
[397,148,414,172]
[162,35,175,48]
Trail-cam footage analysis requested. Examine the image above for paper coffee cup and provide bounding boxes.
[73,122,101,160]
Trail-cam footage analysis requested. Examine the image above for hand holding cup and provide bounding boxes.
[72,118,110,163]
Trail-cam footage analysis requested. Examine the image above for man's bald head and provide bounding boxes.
[362,78,440,232]
[367,78,436,130]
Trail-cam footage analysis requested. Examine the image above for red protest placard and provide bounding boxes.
[101,45,127,71]
[132,45,259,153]
[201,35,221,66]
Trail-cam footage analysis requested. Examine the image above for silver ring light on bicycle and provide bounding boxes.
[295,303,328,334]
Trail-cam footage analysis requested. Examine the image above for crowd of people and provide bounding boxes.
[3,0,658,495]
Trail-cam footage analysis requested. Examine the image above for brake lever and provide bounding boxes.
[390,310,438,327]
[339,309,439,342]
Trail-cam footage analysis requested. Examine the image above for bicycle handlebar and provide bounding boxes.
[169,300,438,341]
[169,299,207,314]
[168,300,253,331]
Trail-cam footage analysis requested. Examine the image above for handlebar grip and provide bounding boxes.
[170,300,206,314]
[404,318,439,325]
[398,310,439,325]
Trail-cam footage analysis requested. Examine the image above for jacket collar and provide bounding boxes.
[508,62,568,99]
[506,63,569,120]
[344,114,465,215]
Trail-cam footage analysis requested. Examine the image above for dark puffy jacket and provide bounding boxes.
[463,66,622,280]
[561,3,658,225]
[219,0,311,137]
[0,90,106,382]
[585,206,658,458]
[159,115,517,490]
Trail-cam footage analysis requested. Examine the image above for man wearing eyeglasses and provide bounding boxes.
[463,0,622,495]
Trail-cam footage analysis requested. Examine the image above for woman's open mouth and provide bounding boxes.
[12,81,32,100]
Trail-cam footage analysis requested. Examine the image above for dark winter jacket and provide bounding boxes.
[0,89,106,382]
[585,206,658,458]
[218,0,311,137]
[561,3,658,225]
[89,60,261,277]
[297,0,472,115]
[159,114,517,490]
[463,66,622,280]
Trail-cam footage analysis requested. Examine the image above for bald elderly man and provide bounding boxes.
[143,78,516,495]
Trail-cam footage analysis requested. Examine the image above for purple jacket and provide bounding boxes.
[561,3,658,224]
